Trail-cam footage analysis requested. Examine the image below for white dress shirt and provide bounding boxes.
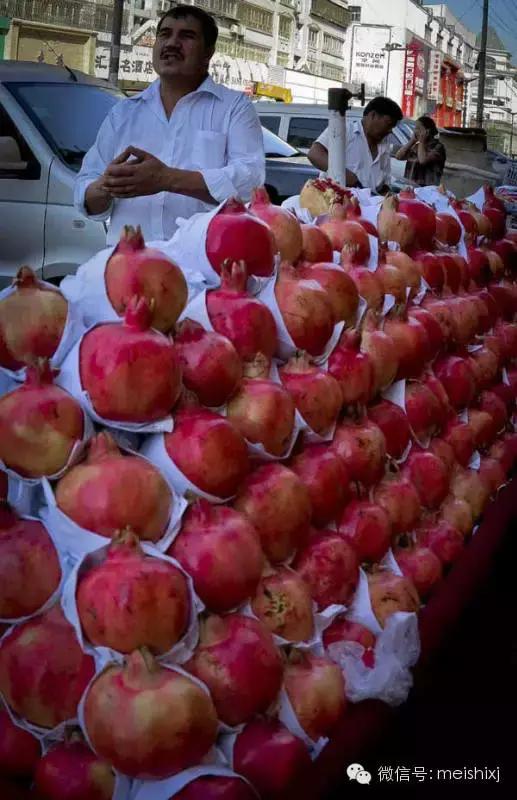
[316,118,391,192]
[74,76,265,245]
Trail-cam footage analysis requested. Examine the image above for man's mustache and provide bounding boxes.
[161,49,183,59]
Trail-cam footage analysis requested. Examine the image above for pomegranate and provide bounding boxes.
[373,472,421,534]
[423,372,451,428]
[84,649,217,779]
[206,261,278,364]
[479,390,508,432]
[492,238,517,275]
[226,357,295,457]
[434,355,476,410]
[170,501,263,613]
[55,432,172,541]
[175,776,257,800]
[342,266,384,311]
[34,737,115,800]
[440,495,474,537]
[483,245,505,280]
[0,267,68,371]
[234,718,311,800]
[284,651,346,740]
[332,417,386,487]
[0,506,61,620]
[441,254,462,294]
[0,604,95,728]
[478,456,506,496]
[429,437,457,475]
[484,185,506,214]
[398,189,436,250]
[468,408,497,450]
[206,197,275,277]
[435,211,462,247]
[298,261,359,325]
[250,187,303,262]
[377,194,415,251]
[467,245,492,287]
[490,433,517,473]
[385,250,421,299]
[186,614,283,726]
[376,259,408,306]
[279,352,342,435]
[442,417,475,468]
[79,296,181,422]
[485,208,507,244]
[475,289,499,331]
[448,295,480,346]
[452,254,471,290]
[338,499,392,562]
[345,196,379,236]
[105,226,187,332]
[0,709,40,779]
[368,400,411,460]
[405,380,443,441]
[421,296,454,343]
[174,320,242,407]
[234,463,312,563]
[450,465,490,520]
[416,517,463,566]
[402,448,449,509]
[469,346,500,392]
[290,444,350,527]
[494,321,517,363]
[360,310,398,393]
[411,250,445,292]
[394,539,443,598]
[367,568,420,627]
[488,282,517,321]
[275,263,334,356]
[165,406,249,497]
[77,530,189,654]
[293,529,359,609]
[321,206,370,265]
[490,381,515,414]
[453,201,478,245]
[251,565,315,642]
[383,315,430,380]
[300,224,333,263]
[322,616,376,651]
[0,361,83,478]
[328,329,375,406]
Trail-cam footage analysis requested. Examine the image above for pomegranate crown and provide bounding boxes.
[125,647,158,680]
[111,526,142,550]
[242,352,271,380]
[282,351,314,375]
[116,225,146,253]
[124,295,154,330]
[175,318,205,343]
[219,197,247,216]
[219,259,248,292]
[14,265,39,289]
[25,358,59,387]
[87,431,121,462]
[251,186,271,206]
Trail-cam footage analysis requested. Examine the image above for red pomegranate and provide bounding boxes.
[0,604,95,728]
[467,245,492,287]
[338,499,392,562]
[233,718,311,800]
[492,238,517,275]
[170,501,263,613]
[383,315,430,380]
[423,371,451,429]
[479,389,508,432]
[411,250,445,292]
[368,400,411,460]
[0,361,83,478]
[0,267,68,371]
[494,321,517,363]
[174,319,242,407]
[475,289,499,331]
[468,408,497,450]
[206,198,276,277]
[360,310,399,394]
[55,432,172,541]
[165,405,249,498]
[440,495,474,538]
[105,226,187,332]
[450,465,490,520]
[298,261,359,325]
[402,448,449,509]
[275,263,335,356]
[488,281,517,321]
[394,539,443,598]
[373,472,421,534]
[398,189,436,250]
[175,776,257,800]
[328,329,375,406]
[226,357,296,457]
[434,355,476,410]
[416,517,464,566]
[367,568,420,627]
[0,506,61,620]
[79,296,181,422]
[385,250,421,299]
[279,352,342,435]
[77,530,190,654]
[448,295,480,346]
[484,208,507,242]
[34,737,115,800]
[284,651,347,740]
[0,709,40,779]
[429,437,457,475]
[483,245,505,280]
[251,565,315,642]
[405,380,443,441]
[441,253,463,293]
[377,194,415,252]
[342,266,384,311]
[290,444,350,527]
[332,417,386,487]
[250,187,303,263]
[435,211,462,247]
[469,346,500,392]
[467,204,492,239]
[376,260,408,306]
[322,616,376,651]
[293,529,359,609]
[234,463,312,563]
[300,224,333,263]
[453,201,478,245]
[443,416,475,468]
[344,196,378,236]
[421,296,454,344]
[84,649,218,779]
[186,614,283,726]
[206,261,278,364]
[321,205,370,264]
[478,456,506,496]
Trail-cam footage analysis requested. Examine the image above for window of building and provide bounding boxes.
[425,25,432,41]
[323,34,344,56]
[349,5,361,22]
[320,63,344,81]
[447,41,453,56]
[216,37,269,63]
[288,117,328,150]
[279,15,292,40]
[308,28,319,48]
[259,115,281,136]
[238,3,274,34]
[276,52,290,66]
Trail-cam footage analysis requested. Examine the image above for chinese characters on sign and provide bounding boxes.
[350,26,389,99]
[428,50,442,101]
[95,45,156,83]
[402,41,427,118]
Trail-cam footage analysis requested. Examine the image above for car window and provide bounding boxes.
[259,115,281,136]
[0,103,40,179]
[5,82,124,171]
[262,127,299,157]
[287,117,327,150]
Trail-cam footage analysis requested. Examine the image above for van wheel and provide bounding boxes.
[264,184,280,205]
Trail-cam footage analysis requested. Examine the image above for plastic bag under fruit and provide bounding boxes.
[129,766,258,800]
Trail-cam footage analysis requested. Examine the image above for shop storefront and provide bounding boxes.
[434,56,465,128]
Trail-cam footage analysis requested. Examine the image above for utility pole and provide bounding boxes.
[476,0,489,128]
[109,0,125,86]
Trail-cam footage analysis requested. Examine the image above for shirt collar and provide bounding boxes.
[132,75,225,103]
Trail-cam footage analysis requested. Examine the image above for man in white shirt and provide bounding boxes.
[74,4,265,245]
[307,97,403,194]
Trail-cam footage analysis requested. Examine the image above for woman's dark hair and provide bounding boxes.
[363,97,403,123]
[417,115,439,138]
[157,4,219,49]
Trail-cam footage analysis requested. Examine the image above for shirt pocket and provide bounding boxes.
[190,130,227,170]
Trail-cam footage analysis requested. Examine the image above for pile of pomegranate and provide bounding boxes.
[0,182,516,799]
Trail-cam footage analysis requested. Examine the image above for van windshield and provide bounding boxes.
[5,82,124,170]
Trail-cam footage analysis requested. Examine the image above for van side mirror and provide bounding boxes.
[0,136,28,172]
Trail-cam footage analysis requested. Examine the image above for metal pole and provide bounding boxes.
[511,116,514,158]
[109,0,124,87]
[476,0,489,128]
[327,88,349,186]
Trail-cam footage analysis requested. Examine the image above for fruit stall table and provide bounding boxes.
[289,478,517,799]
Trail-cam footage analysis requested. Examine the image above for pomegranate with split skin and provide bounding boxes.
[251,565,315,642]
[206,197,276,277]
[367,568,420,628]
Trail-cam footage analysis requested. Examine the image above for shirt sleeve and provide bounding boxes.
[74,108,118,221]
[200,95,265,203]
[315,126,329,148]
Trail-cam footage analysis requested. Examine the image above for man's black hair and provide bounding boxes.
[157,4,219,49]
[363,97,403,123]
[417,114,439,138]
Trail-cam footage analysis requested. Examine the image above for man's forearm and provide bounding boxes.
[84,178,113,216]
[165,168,215,204]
